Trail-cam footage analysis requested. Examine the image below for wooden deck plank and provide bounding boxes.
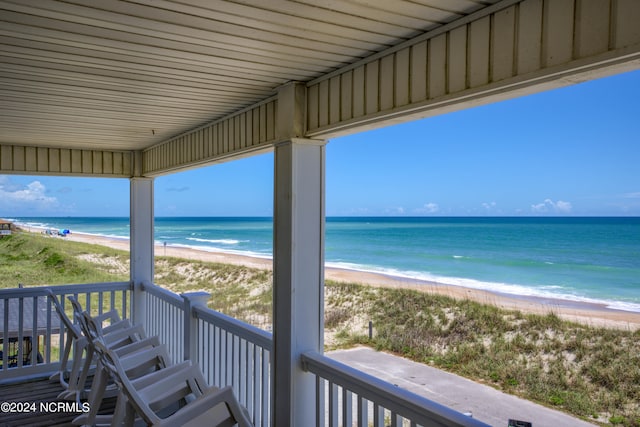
[0,376,116,427]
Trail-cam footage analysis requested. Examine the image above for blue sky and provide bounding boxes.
[2,69,639,217]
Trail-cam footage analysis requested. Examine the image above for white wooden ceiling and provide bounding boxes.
[0,0,498,151]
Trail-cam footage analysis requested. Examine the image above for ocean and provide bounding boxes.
[10,216,640,313]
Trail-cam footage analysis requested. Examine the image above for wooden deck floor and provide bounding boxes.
[0,376,116,427]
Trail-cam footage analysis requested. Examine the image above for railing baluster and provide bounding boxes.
[232,334,238,391]
[207,322,213,383]
[198,319,204,376]
[178,305,182,361]
[2,299,9,370]
[45,297,52,363]
[358,396,368,427]
[343,387,352,427]
[390,412,401,427]
[329,380,338,427]
[98,292,104,316]
[211,326,218,386]
[373,403,381,427]
[214,326,220,386]
[31,296,38,366]
[121,289,127,320]
[255,352,262,427]
[85,292,91,316]
[221,330,226,385]
[228,330,233,386]
[240,338,247,404]
[169,304,174,360]
[59,293,66,368]
[262,348,269,427]
[315,375,324,427]
[17,297,24,368]
[247,342,255,421]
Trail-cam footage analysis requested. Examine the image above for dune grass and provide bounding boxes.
[0,231,129,287]
[154,256,272,328]
[2,231,639,426]
[325,283,640,426]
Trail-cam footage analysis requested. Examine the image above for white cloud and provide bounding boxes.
[622,192,640,199]
[482,201,496,210]
[531,198,572,214]
[0,176,59,213]
[415,202,439,214]
[555,200,572,212]
[385,206,405,215]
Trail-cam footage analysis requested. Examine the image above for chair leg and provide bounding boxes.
[75,360,110,425]
[50,331,73,388]
[59,339,92,401]
[116,394,137,427]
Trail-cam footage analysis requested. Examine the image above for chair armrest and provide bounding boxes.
[94,309,122,324]
[161,386,253,427]
[131,361,192,390]
[114,336,161,357]
[103,324,145,347]
[118,344,169,374]
[102,318,132,334]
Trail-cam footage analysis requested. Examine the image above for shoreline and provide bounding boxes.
[47,230,640,330]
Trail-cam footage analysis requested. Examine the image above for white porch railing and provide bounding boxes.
[135,282,272,426]
[139,282,185,364]
[1,282,489,427]
[302,352,489,427]
[193,305,272,427]
[0,282,130,382]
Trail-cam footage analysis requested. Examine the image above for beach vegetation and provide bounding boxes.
[2,231,639,426]
[0,231,128,287]
[154,257,273,328]
[323,283,640,426]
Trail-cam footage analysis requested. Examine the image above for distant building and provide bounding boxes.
[0,220,13,236]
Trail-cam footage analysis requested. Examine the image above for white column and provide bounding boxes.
[272,138,326,427]
[130,177,154,325]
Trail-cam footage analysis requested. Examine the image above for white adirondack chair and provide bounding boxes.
[93,338,253,427]
[46,289,125,401]
[70,305,155,426]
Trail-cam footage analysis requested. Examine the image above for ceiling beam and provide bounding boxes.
[142,97,277,176]
[304,0,640,139]
[0,144,133,177]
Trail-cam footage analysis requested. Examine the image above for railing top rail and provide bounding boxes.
[193,305,273,350]
[142,282,184,306]
[302,351,490,427]
[0,282,131,298]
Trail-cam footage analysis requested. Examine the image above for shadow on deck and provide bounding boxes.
[0,376,116,427]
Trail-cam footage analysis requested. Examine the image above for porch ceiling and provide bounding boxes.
[0,0,498,152]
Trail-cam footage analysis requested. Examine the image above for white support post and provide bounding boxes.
[272,138,326,427]
[130,177,154,325]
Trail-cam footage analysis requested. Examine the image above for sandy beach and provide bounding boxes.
[62,231,640,330]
